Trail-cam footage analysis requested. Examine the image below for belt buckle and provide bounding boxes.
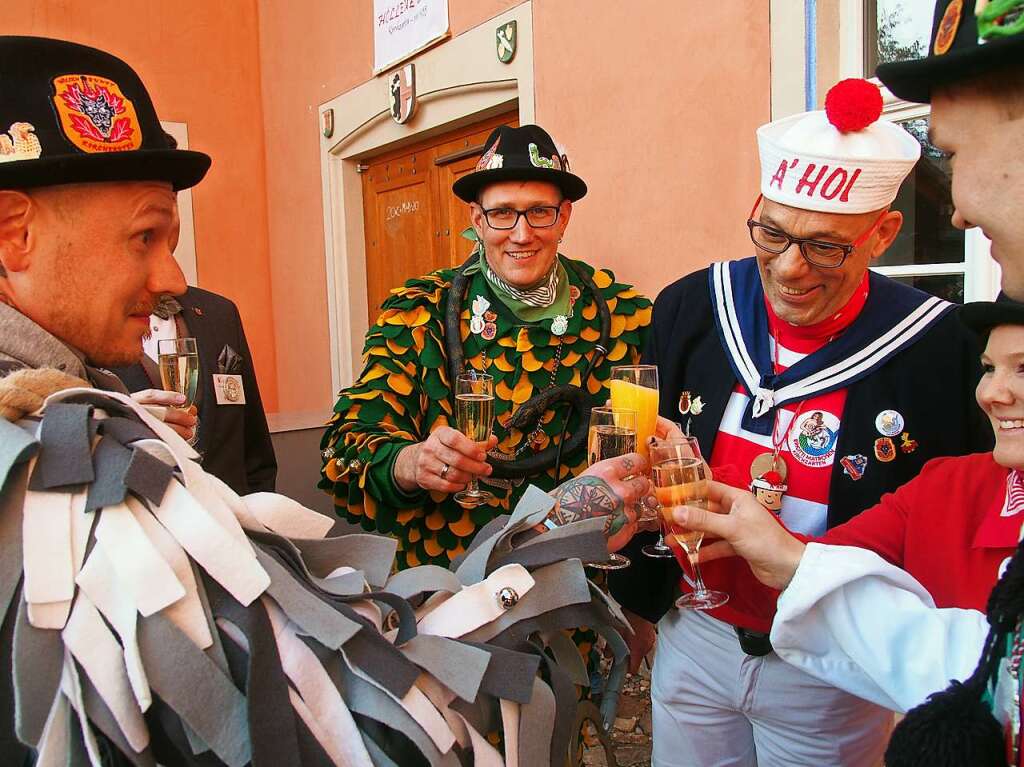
[735,626,773,657]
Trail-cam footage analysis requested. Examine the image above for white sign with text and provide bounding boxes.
[373,0,449,73]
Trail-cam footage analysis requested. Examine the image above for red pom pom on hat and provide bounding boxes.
[761,470,785,485]
[824,78,883,133]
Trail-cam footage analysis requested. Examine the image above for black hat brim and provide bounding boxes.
[452,166,587,203]
[0,148,211,192]
[959,298,1024,337]
[877,34,1024,103]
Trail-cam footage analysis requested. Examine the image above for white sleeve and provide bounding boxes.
[769,542,990,713]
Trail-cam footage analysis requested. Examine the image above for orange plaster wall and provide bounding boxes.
[255,0,524,414]
[533,1,771,301]
[5,0,280,411]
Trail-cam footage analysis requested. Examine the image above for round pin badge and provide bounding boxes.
[875,409,905,437]
[469,316,485,335]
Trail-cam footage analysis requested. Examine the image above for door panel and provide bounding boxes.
[360,111,518,324]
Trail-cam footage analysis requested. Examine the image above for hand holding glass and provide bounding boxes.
[453,372,495,508]
[650,437,728,610]
[157,337,199,409]
[585,406,637,570]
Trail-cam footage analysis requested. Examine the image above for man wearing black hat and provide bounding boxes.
[0,34,213,765]
[320,124,653,570]
[0,36,209,444]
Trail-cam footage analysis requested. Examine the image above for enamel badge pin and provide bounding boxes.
[841,454,868,481]
[470,295,490,335]
[678,391,705,416]
[875,409,905,437]
[874,437,897,462]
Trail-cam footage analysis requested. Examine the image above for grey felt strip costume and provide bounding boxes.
[1,383,632,766]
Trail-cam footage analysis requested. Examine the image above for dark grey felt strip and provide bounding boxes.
[449,514,510,570]
[528,641,578,767]
[456,641,540,705]
[84,436,133,512]
[384,565,463,602]
[253,548,361,650]
[400,634,490,703]
[13,597,63,746]
[341,664,458,767]
[456,486,554,586]
[0,464,27,628]
[341,623,420,698]
[98,416,156,446]
[362,732,402,767]
[291,534,397,588]
[516,677,556,767]
[61,392,135,419]
[79,669,156,767]
[492,520,609,571]
[32,403,94,490]
[123,447,173,507]
[0,419,37,493]
[137,612,251,767]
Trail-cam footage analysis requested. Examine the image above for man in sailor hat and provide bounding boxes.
[610,78,993,765]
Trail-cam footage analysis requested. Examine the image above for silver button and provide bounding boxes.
[496,587,519,610]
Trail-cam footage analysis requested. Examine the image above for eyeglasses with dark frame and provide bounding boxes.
[478,203,563,230]
[746,194,889,268]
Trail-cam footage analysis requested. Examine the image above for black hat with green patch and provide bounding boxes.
[876,0,1024,103]
[0,36,210,191]
[452,124,587,203]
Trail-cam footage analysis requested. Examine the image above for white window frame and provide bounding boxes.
[832,0,998,300]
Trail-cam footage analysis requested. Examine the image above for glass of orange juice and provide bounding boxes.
[609,365,659,459]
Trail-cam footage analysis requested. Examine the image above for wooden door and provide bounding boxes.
[361,111,518,324]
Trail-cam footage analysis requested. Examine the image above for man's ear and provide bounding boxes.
[869,209,903,261]
[0,190,34,273]
[468,202,486,240]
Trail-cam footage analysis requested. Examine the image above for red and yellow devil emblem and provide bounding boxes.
[52,74,142,153]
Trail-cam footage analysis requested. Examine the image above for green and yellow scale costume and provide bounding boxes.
[319,256,652,570]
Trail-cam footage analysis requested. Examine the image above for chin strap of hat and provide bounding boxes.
[445,253,611,480]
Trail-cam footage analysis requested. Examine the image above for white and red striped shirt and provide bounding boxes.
[702,274,870,632]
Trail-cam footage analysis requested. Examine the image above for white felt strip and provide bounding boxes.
[24,485,87,629]
[126,496,213,649]
[63,595,149,753]
[60,648,104,767]
[22,488,73,606]
[416,564,534,639]
[243,492,334,539]
[264,598,375,766]
[94,502,185,617]
[75,545,152,712]
[153,479,269,606]
[500,698,521,767]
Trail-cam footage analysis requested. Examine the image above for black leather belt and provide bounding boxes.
[735,626,773,657]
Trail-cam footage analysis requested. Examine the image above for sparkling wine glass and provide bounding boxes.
[585,406,637,570]
[453,372,495,508]
[157,337,199,409]
[643,421,683,558]
[650,437,728,610]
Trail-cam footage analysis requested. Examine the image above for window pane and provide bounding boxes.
[867,0,934,72]
[875,117,965,267]
[889,273,964,303]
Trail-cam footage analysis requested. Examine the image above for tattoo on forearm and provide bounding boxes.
[549,476,628,537]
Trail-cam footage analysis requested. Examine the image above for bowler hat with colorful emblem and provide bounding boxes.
[452,124,587,203]
[877,0,1024,103]
[0,36,210,191]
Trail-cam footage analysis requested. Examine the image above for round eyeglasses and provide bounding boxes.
[479,204,562,230]
[746,194,888,269]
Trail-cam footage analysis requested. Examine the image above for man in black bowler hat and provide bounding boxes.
[0,35,210,764]
[320,123,657,571]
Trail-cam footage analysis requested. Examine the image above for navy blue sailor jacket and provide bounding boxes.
[608,262,994,624]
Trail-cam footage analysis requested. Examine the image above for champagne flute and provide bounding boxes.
[453,372,495,508]
[585,406,637,570]
[608,365,659,460]
[157,337,199,409]
[650,437,728,610]
[643,421,683,558]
